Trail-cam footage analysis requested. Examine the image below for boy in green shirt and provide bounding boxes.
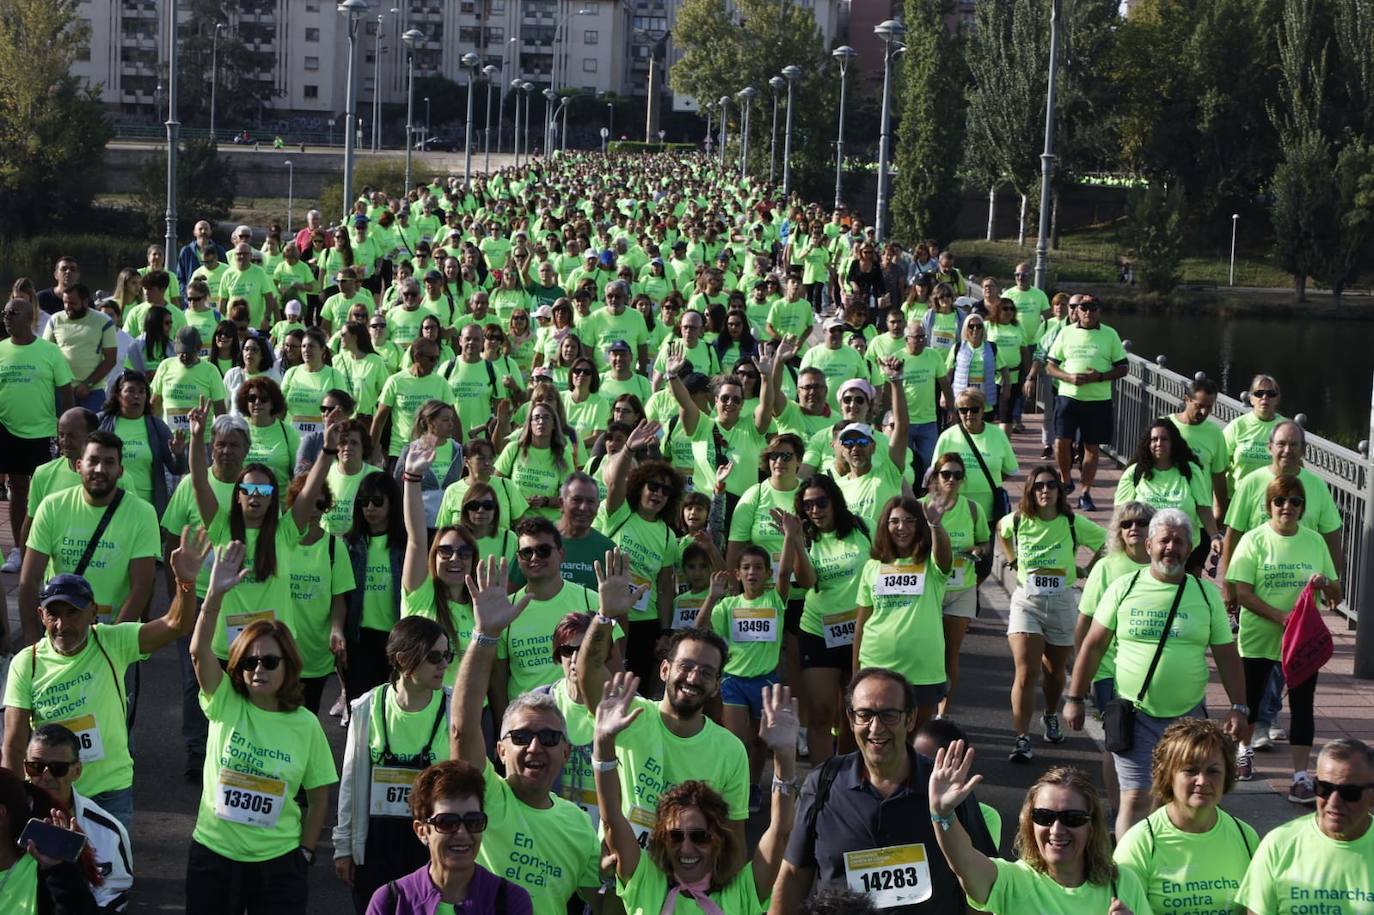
[672,543,713,631]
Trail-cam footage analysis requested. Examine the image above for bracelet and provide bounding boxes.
[401,472,422,483]
[1063,695,1084,704]
[772,776,799,796]
[473,632,500,648]
[594,613,616,626]
[175,578,197,594]
[1230,703,1250,716]
[930,811,954,832]
[590,756,619,772]
[322,448,339,456]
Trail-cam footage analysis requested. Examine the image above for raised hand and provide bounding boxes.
[758,684,800,759]
[466,556,530,636]
[187,396,210,440]
[928,739,982,818]
[880,356,903,382]
[170,429,189,455]
[707,569,732,601]
[207,541,253,596]
[769,507,803,541]
[594,671,644,742]
[323,420,343,453]
[715,461,734,489]
[921,496,950,528]
[626,419,661,452]
[404,441,436,477]
[169,525,211,583]
[775,334,800,365]
[594,548,647,620]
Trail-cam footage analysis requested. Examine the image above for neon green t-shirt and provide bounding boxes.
[593,502,679,623]
[1235,813,1374,915]
[920,495,988,592]
[617,858,766,915]
[360,534,396,632]
[1222,411,1284,494]
[560,391,611,443]
[0,338,73,438]
[113,416,155,505]
[765,298,813,339]
[932,424,1018,525]
[280,364,350,437]
[245,419,300,488]
[1226,523,1336,661]
[494,441,577,520]
[321,463,367,537]
[1078,552,1149,682]
[971,856,1150,915]
[440,358,499,439]
[727,480,801,570]
[205,512,303,658]
[709,588,786,679]
[161,472,235,596]
[0,855,38,915]
[856,553,951,686]
[27,487,161,616]
[1115,806,1258,915]
[497,581,598,697]
[193,676,337,863]
[1168,414,1228,477]
[26,457,83,510]
[997,512,1107,590]
[216,265,274,327]
[1046,323,1127,402]
[378,371,455,457]
[367,683,451,769]
[895,347,946,425]
[284,532,356,677]
[401,584,476,689]
[437,476,530,530]
[385,305,437,348]
[150,358,227,431]
[1115,463,1212,536]
[800,526,872,640]
[1223,466,1342,536]
[687,415,766,498]
[835,463,906,533]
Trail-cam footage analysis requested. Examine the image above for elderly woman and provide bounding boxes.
[944,315,999,421]
[930,745,1150,914]
[366,760,532,914]
[933,388,1018,539]
[1114,718,1257,915]
[594,671,798,914]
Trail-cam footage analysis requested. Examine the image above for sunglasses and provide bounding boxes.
[238,482,275,497]
[839,436,872,448]
[668,828,713,846]
[643,480,673,495]
[321,402,343,412]
[1077,302,1101,312]
[239,654,283,672]
[1120,518,1150,530]
[1032,480,1061,492]
[436,543,477,560]
[426,811,489,834]
[1272,496,1305,509]
[1030,808,1091,828]
[840,396,868,405]
[1314,779,1374,801]
[464,500,498,513]
[956,407,981,415]
[369,323,387,329]
[554,643,580,661]
[245,394,265,404]
[188,296,206,304]
[937,469,965,481]
[424,648,456,666]
[23,759,75,778]
[966,324,985,331]
[800,497,831,512]
[503,728,565,747]
[571,367,594,376]
[767,452,796,462]
[1251,389,1279,399]
[365,495,388,508]
[517,543,556,561]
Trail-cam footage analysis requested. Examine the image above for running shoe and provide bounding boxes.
[1009,734,1033,764]
[1289,773,1317,805]
[1236,750,1254,781]
[1043,712,1065,744]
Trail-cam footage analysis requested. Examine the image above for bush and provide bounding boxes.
[604,141,698,155]
[318,159,415,225]
[0,233,148,279]
[1123,183,1185,295]
[134,139,236,239]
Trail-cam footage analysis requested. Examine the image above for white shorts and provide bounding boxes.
[1007,587,1078,647]
[942,586,978,620]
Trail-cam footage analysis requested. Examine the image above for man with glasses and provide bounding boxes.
[439,323,502,439]
[771,667,997,913]
[1045,295,1129,512]
[215,243,278,333]
[1236,738,1374,913]
[24,723,134,912]
[578,280,649,371]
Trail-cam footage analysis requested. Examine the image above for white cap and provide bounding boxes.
[284,299,303,316]
[838,422,875,439]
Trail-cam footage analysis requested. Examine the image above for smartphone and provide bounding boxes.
[19,819,87,863]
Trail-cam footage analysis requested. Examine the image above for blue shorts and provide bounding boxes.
[1092,678,1116,715]
[720,671,779,718]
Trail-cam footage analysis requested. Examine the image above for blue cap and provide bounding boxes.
[39,573,94,610]
[599,249,615,266]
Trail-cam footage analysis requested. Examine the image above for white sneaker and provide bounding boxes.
[1,548,20,574]
[1251,729,1273,751]
[1269,726,1289,742]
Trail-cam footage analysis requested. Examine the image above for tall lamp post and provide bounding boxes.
[717,95,729,168]
[482,64,497,172]
[542,87,558,157]
[371,14,384,151]
[284,159,294,233]
[499,37,517,153]
[423,95,430,148]
[521,81,534,159]
[1229,213,1239,285]
[558,97,570,152]
[873,19,905,243]
[703,102,713,157]
[402,28,422,191]
[780,65,801,199]
[767,76,784,186]
[511,79,524,164]
[831,45,856,210]
[338,0,369,224]
[600,126,609,154]
[737,86,757,183]
[209,23,227,140]
[164,0,180,260]
[1032,0,1061,290]
[460,52,480,187]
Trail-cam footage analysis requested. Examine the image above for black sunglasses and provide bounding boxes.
[1314,779,1374,802]
[365,495,388,508]
[800,497,831,512]
[1120,518,1150,530]
[503,728,565,748]
[1031,808,1091,828]
[517,543,555,561]
[239,655,283,672]
[937,469,965,481]
[24,759,75,778]
[436,543,477,560]
[424,648,456,666]
[668,828,713,845]
[463,500,497,513]
[1272,496,1305,509]
[426,811,489,834]
[554,644,579,660]
[643,480,672,495]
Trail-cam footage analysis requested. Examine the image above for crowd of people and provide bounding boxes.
[0,150,1365,913]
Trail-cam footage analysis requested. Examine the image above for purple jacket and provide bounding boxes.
[365,863,533,915]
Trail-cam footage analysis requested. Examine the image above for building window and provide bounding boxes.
[364,52,375,64]
[583,29,597,44]
[365,20,378,35]
[304,85,319,98]
[582,58,597,72]
[364,77,375,91]
[305,27,320,41]
[486,26,504,42]
[305,1,319,9]
[304,56,320,70]
[459,26,480,43]
[490,0,506,11]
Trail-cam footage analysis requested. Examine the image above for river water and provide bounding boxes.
[1109,312,1373,448]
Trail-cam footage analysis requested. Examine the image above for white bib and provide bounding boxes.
[369,766,420,818]
[731,607,778,643]
[293,416,322,436]
[57,714,104,763]
[1026,569,1066,596]
[166,409,192,433]
[215,769,286,828]
[949,556,971,590]
[821,609,857,648]
[844,843,934,908]
[874,563,926,597]
[672,599,703,630]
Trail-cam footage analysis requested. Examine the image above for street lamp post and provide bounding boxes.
[500,37,516,153]
[423,95,430,149]
[768,76,784,186]
[164,0,180,260]
[371,15,385,151]
[737,86,758,183]
[873,20,905,243]
[703,103,713,157]
[1230,213,1239,285]
[511,79,524,164]
[339,0,369,224]
[780,65,801,198]
[482,64,497,172]
[209,23,227,141]
[1032,0,1061,291]
[717,96,729,168]
[831,45,856,210]
[542,87,557,158]
[521,81,534,159]
[284,160,294,233]
[402,28,422,191]
[461,52,480,187]
[607,100,614,143]
[559,97,570,152]
[600,126,609,154]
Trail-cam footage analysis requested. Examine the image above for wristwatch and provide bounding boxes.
[1230,703,1250,716]
[1063,695,1085,704]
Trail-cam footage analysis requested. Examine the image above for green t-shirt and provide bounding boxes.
[0,855,38,915]
[245,419,300,487]
[560,391,611,443]
[378,371,455,457]
[773,402,839,442]
[112,416,155,504]
[193,676,337,863]
[150,358,228,431]
[1115,806,1258,915]
[1005,284,1050,344]
[1046,323,1127,402]
[578,307,648,358]
[161,472,236,596]
[895,347,946,425]
[0,338,73,438]
[494,441,577,520]
[4,622,143,796]
[401,584,476,689]
[437,476,530,531]
[944,342,992,389]
[27,457,82,510]
[321,463,367,537]
[1167,414,1228,477]
[509,529,618,593]
[367,683,451,769]
[1235,813,1374,915]
[498,581,598,696]
[28,487,161,615]
[280,364,350,437]
[835,463,906,533]
[766,298,813,339]
[799,346,869,413]
[1116,463,1213,535]
[617,858,766,915]
[1226,523,1336,661]
[856,553,951,686]
[688,415,767,498]
[727,481,801,569]
[598,372,653,408]
[1222,412,1284,494]
[593,502,679,623]
[800,526,872,639]
[987,320,1027,372]
[709,588,787,679]
[1224,466,1342,536]
[1094,573,1232,718]
[206,512,303,658]
[1078,551,1149,682]
[336,350,390,416]
[927,309,960,353]
[216,264,276,327]
[920,495,988,592]
[284,532,356,677]
[932,424,1018,525]
[970,856,1151,915]
[476,759,601,910]
[997,512,1107,589]
[439,357,500,438]
[360,534,396,632]
[385,305,436,348]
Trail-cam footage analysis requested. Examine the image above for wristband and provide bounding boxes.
[930,811,954,832]
[1230,703,1250,716]
[591,756,619,772]
[402,472,422,483]
[175,578,197,594]
[772,777,799,796]
[594,613,616,626]
[473,632,500,648]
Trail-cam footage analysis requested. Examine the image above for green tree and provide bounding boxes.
[891,0,968,245]
[1123,182,1185,294]
[0,0,111,236]
[1335,0,1374,138]
[134,139,236,238]
[177,1,280,132]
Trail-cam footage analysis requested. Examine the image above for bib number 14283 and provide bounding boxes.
[844,844,932,908]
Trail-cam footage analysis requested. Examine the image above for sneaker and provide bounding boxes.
[1040,446,1053,459]
[1077,493,1097,512]
[1063,479,1075,496]
[329,694,346,717]
[1042,712,1065,744]
[797,729,809,759]
[1251,728,1273,751]
[1269,726,1289,742]
[748,785,762,815]
[0,548,19,574]
[1236,750,1254,781]
[1009,735,1033,764]
[1289,773,1317,805]
[1013,423,1028,434]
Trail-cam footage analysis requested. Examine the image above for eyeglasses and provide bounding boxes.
[463,500,497,513]
[1314,779,1374,801]
[668,828,713,846]
[517,543,556,561]
[937,469,965,481]
[554,644,580,660]
[839,436,872,448]
[847,707,906,726]
[436,543,477,560]
[1272,496,1305,509]
[1030,808,1092,828]
[966,324,985,331]
[503,728,565,748]
[644,480,672,495]
[426,812,489,834]
[571,367,594,376]
[673,659,719,681]
[1120,518,1150,530]
[238,482,275,497]
[800,497,831,512]
[321,402,343,413]
[798,384,824,392]
[1031,480,1061,492]
[239,654,283,672]
[424,648,456,666]
[767,452,796,462]
[840,395,869,406]
[23,759,75,778]
[1251,389,1279,399]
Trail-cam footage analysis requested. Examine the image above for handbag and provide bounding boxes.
[1103,574,1187,754]
[1281,582,1333,687]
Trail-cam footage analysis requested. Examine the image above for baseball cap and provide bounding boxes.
[284,299,303,316]
[174,325,202,355]
[39,573,94,610]
[822,317,848,332]
[607,340,631,353]
[583,250,598,261]
[424,269,444,282]
[838,422,875,441]
[532,304,553,319]
[353,214,369,225]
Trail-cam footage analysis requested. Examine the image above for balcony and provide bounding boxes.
[120,0,158,17]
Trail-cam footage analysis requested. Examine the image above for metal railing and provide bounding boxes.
[1037,349,1368,626]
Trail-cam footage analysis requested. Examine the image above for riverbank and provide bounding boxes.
[1059,282,1374,319]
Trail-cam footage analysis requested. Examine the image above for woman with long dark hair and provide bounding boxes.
[344,470,408,697]
[99,370,186,514]
[1115,419,1219,573]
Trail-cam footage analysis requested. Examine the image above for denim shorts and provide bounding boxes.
[720,671,780,718]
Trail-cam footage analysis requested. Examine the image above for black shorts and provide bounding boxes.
[0,426,52,475]
[1053,395,1112,445]
[784,597,804,637]
[798,630,853,676]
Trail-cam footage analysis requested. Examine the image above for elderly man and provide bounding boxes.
[176,219,223,287]
[215,243,278,331]
[1065,507,1247,839]
[1236,738,1374,914]
[509,472,615,593]
[24,723,134,912]
[293,209,326,258]
[577,279,650,371]
[770,667,997,914]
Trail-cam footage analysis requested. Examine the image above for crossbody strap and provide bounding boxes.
[957,423,997,492]
[74,490,125,577]
[1134,575,1190,704]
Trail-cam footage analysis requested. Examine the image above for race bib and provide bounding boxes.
[932,328,955,349]
[874,563,926,597]
[166,409,192,433]
[629,805,656,849]
[56,714,104,763]
[293,416,322,436]
[225,610,277,646]
[950,556,971,590]
[673,599,703,630]
[369,766,420,818]
[215,769,286,828]
[732,607,778,643]
[822,609,857,648]
[845,844,933,908]
[1026,568,1066,596]
[630,574,652,613]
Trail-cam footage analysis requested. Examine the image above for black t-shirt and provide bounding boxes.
[36,287,64,316]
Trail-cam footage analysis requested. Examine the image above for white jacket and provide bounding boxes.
[332,684,452,864]
[74,790,133,912]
